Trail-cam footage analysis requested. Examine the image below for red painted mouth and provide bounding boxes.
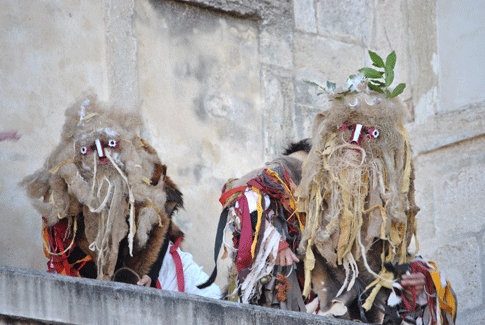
[99,158,109,165]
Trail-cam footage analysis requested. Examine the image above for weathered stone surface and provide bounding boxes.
[293,32,364,83]
[261,66,296,159]
[407,100,485,155]
[436,163,485,237]
[405,0,439,122]
[106,0,139,111]
[0,0,107,273]
[414,136,485,242]
[294,0,317,33]
[259,20,294,70]
[135,0,262,279]
[294,104,321,140]
[437,0,485,113]
[429,237,481,311]
[315,0,372,41]
[457,308,485,325]
[0,266,362,325]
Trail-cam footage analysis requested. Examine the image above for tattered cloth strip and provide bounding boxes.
[43,218,93,277]
[233,167,303,278]
[386,258,457,325]
[227,167,303,303]
[298,127,415,300]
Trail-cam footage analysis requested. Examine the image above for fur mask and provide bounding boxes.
[297,80,419,319]
[21,94,183,279]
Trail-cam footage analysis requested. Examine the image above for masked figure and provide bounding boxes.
[22,94,184,287]
[199,139,311,310]
[297,73,457,324]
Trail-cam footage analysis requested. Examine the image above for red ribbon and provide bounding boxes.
[169,235,185,292]
[235,194,253,272]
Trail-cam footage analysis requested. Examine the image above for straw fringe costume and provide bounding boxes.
[297,75,457,323]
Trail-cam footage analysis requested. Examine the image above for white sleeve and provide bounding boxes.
[158,242,222,299]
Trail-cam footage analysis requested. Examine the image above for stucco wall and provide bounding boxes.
[1,0,484,323]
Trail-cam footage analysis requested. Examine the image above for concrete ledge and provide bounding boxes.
[0,266,362,325]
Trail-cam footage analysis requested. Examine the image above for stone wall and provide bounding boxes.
[0,266,359,325]
[0,0,484,323]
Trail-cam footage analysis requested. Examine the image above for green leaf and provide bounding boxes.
[368,50,385,68]
[304,80,322,88]
[385,89,392,98]
[390,83,406,97]
[386,51,397,71]
[368,83,384,93]
[358,67,383,79]
[326,81,336,91]
[369,80,386,87]
[385,68,394,87]
[335,96,343,100]
[317,92,325,96]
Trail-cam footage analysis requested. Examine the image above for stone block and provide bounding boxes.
[293,33,364,83]
[315,0,372,41]
[294,0,317,33]
[407,100,485,155]
[437,0,485,113]
[413,136,485,240]
[406,0,438,120]
[0,266,363,325]
[456,301,485,323]
[435,161,485,238]
[259,23,294,70]
[261,67,296,160]
[294,69,332,109]
[135,0,263,273]
[429,237,481,310]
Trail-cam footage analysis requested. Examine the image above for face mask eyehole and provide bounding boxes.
[108,140,118,148]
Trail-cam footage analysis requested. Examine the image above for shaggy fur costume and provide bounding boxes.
[22,94,183,281]
[297,80,420,322]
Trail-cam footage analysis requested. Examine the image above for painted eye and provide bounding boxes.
[372,129,380,138]
[108,140,118,148]
[80,147,88,155]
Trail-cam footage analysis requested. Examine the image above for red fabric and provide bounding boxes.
[412,261,437,324]
[219,186,247,206]
[156,279,162,289]
[235,194,253,272]
[44,219,88,277]
[398,261,437,323]
[169,235,185,292]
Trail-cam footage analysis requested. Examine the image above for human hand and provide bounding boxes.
[137,275,152,287]
[275,247,299,266]
[401,272,425,297]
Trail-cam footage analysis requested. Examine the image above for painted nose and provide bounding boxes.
[94,139,106,158]
[350,124,363,145]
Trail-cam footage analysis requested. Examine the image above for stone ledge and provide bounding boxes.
[0,266,362,325]
[407,100,485,155]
